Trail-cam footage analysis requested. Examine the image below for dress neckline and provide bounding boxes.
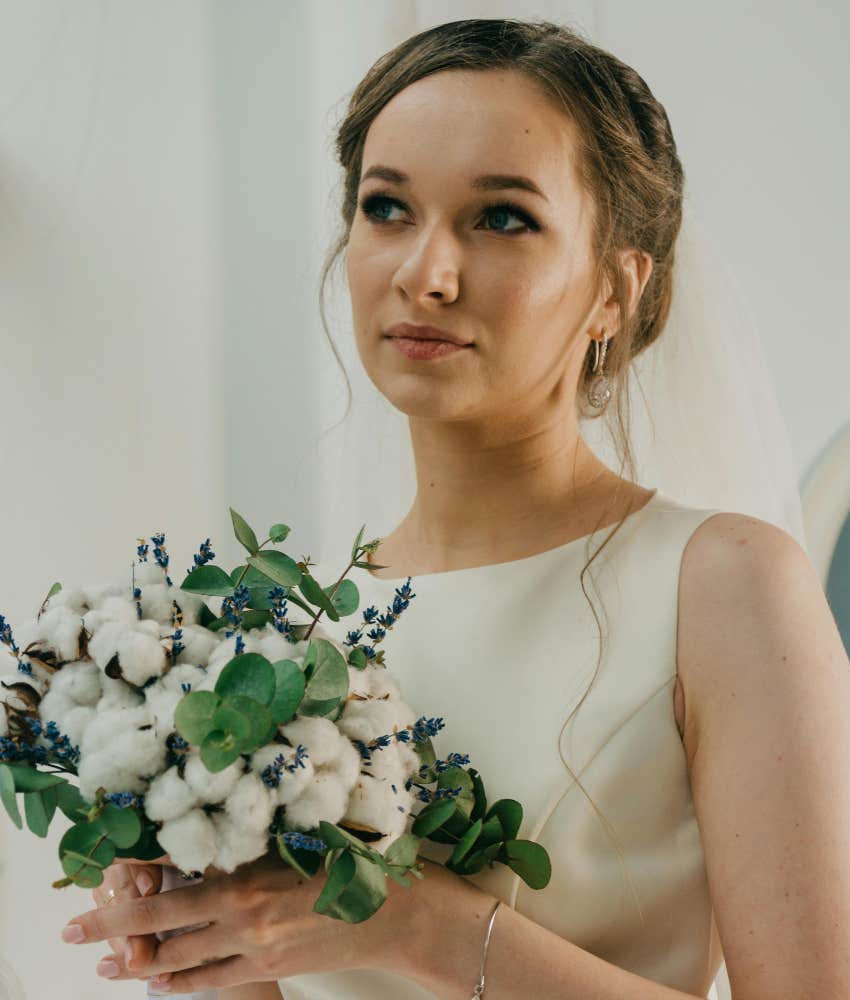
[361,487,662,585]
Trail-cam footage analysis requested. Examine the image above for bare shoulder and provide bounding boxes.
[674,511,809,763]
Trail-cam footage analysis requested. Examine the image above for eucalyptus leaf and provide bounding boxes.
[326,578,359,617]
[298,574,340,622]
[269,523,290,543]
[313,849,388,923]
[214,653,276,704]
[56,781,89,823]
[410,798,457,837]
[230,508,260,555]
[221,694,271,752]
[93,803,142,849]
[449,817,483,866]
[247,551,302,588]
[201,729,243,772]
[0,764,21,829]
[180,564,236,596]
[268,659,306,725]
[275,833,322,878]
[24,789,51,837]
[484,799,522,841]
[4,763,65,793]
[503,839,552,889]
[174,690,221,744]
[59,823,116,887]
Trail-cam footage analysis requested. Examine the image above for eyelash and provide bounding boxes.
[358,190,541,236]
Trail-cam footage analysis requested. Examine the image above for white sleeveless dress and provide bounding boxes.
[278,489,729,999]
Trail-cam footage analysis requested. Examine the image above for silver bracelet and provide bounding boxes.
[470,898,502,998]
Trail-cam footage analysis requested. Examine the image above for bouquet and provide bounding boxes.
[0,508,551,937]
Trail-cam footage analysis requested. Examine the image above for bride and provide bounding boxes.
[82,18,848,1000]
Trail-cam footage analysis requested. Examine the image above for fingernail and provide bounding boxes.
[61,923,85,943]
[137,871,154,895]
[96,960,119,979]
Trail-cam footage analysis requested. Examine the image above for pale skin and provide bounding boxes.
[74,67,850,997]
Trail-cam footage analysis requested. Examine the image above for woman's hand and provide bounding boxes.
[63,851,484,993]
[88,854,170,980]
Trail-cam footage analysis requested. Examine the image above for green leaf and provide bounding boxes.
[268,659,306,725]
[299,639,349,717]
[214,653,276,704]
[347,647,368,669]
[269,523,290,543]
[59,823,116,888]
[114,822,164,861]
[298,573,340,622]
[326,578,359,617]
[56,781,90,823]
[449,817,483,866]
[247,551,302,588]
[276,832,323,878]
[46,582,63,599]
[174,690,222,744]
[411,798,457,837]
[503,839,552,889]
[0,764,22,829]
[351,524,366,560]
[24,789,52,837]
[313,849,388,923]
[484,799,522,841]
[4,763,65,793]
[230,508,260,555]
[475,814,505,849]
[201,729,243,772]
[93,803,142,849]
[180,564,236,596]
[469,768,488,823]
[383,833,421,870]
[214,695,266,751]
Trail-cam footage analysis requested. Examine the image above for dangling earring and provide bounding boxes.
[586,332,612,411]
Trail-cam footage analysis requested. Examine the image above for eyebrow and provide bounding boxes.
[359,164,549,203]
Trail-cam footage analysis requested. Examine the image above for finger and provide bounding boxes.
[63,879,213,945]
[150,954,259,995]
[132,861,163,898]
[104,923,228,982]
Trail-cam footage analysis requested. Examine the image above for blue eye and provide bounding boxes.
[358,192,541,235]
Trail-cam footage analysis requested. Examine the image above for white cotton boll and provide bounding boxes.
[366,668,404,702]
[78,751,147,800]
[247,745,315,807]
[359,742,406,783]
[82,597,138,633]
[211,812,269,873]
[256,628,301,663]
[167,590,208,627]
[318,735,362,790]
[284,770,349,831]
[157,808,218,875]
[278,715,351,771]
[336,698,416,745]
[43,586,90,615]
[183,747,244,805]
[137,583,178,625]
[171,625,219,667]
[78,712,167,800]
[97,675,145,711]
[204,595,226,618]
[53,705,95,749]
[118,630,170,686]
[346,665,372,700]
[32,605,85,663]
[47,660,102,707]
[133,562,169,586]
[224,772,275,833]
[341,773,410,844]
[144,765,200,822]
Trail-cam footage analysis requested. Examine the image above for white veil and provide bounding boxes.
[313,193,807,559]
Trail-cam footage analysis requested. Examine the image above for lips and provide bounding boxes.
[384,322,471,346]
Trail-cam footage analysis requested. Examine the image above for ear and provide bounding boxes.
[598,248,654,334]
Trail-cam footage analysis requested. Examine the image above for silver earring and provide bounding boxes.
[587,333,612,411]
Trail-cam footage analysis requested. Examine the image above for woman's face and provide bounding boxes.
[345,68,602,423]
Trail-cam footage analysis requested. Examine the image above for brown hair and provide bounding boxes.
[316,18,685,923]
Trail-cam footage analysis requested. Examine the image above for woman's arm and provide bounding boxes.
[409,516,850,999]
